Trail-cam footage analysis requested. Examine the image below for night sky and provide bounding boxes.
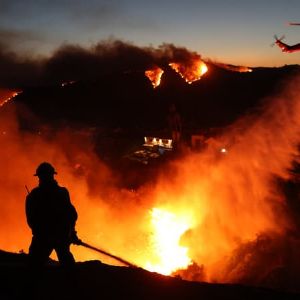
[1,0,300,67]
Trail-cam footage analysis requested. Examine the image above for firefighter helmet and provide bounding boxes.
[34,162,57,176]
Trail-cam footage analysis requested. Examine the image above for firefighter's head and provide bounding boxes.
[34,162,57,179]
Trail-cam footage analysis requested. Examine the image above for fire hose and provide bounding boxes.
[24,186,139,269]
[75,239,139,269]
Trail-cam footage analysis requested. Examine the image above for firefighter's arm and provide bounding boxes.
[70,229,82,245]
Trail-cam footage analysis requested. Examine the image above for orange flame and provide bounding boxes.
[144,207,194,275]
[0,88,22,107]
[145,67,164,88]
[169,58,208,84]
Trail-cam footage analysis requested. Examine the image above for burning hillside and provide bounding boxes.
[145,56,208,88]
[2,39,297,133]
[169,58,208,84]
[1,69,300,293]
[0,88,22,107]
[145,67,164,88]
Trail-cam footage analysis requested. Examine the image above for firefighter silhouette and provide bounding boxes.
[26,162,79,267]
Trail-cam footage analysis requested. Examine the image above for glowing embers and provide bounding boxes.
[145,208,193,275]
[145,67,164,88]
[169,58,208,84]
[0,88,22,107]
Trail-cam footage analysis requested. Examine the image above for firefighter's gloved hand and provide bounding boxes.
[70,230,82,245]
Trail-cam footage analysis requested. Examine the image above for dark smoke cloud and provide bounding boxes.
[0,39,203,87]
[44,40,155,82]
[0,46,42,88]
[0,44,43,88]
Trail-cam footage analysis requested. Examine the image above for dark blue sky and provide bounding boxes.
[1,0,300,66]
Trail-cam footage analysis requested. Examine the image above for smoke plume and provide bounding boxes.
[0,39,204,87]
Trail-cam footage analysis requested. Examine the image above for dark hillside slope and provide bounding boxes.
[0,250,299,300]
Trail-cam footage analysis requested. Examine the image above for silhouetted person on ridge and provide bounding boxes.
[167,103,182,148]
[26,162,79,268]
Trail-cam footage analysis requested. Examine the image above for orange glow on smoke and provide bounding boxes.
[0,88,22,107]
[169,59,208,84]
[2,76,300,285]
[235,66,252,73]
[144,207,194,275]
[213,62,253,73]
[145,67,164,88]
